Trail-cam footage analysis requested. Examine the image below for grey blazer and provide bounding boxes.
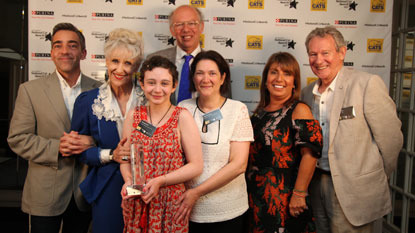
[8,72,101,216]
[301,67,403,226]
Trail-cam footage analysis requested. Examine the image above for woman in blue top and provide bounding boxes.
[63,28,145,233]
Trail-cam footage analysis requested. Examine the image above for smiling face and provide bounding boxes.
[51,30,86,78]
[307,35,346,85]
[140,67,176,105]
[106,47,138,89]
[193,59,225,98]
[266,62,295,103]
[170,5,204,54]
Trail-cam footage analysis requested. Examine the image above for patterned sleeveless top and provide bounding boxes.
[122,105,188,233]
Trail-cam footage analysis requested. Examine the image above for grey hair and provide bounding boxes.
[104,28,144,64]
[305,26,346,52]
[169,5,203,26]
[52,22,86,50]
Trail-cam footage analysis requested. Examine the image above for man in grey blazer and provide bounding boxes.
[301,26,403,232]
[148,5,204,104]
[8,23,101,233]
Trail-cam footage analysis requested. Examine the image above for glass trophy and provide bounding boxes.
[126,142,146,196]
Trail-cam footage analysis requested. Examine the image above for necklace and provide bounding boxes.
[148,104,172,126]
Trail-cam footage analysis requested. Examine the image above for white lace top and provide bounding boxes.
[179,98,254,223]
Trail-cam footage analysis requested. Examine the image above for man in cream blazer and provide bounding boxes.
[8,23,101,233]
[301,26,403,232]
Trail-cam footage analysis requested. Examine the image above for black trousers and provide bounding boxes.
[30,197,91,233]
[189,211,247,233]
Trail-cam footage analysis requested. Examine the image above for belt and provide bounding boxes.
[315,167,331,176]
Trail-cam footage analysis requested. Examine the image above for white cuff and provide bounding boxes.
[100,149,111,164]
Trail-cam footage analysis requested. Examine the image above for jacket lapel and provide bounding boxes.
[329,67,348,147]
[43,72,71,131]
[80,74,100,92]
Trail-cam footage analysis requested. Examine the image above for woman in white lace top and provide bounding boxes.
[177,50,254,233]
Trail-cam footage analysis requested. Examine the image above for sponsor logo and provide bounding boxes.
[106,0,112,2]
[91,31,108,42]
[31,30,52,41]
[364,23,388,27]
[154,34,175,46]
[155,15,169,20]
[248,0,264,9]
[245,76,261,90]
[370,0,385,13]
[92,12,114,21]
[247,35,263,50]
[31,53,51,60]
[67,0,83,3]
[91,54,106,59]
[367,39,383,53]
[127,0,143,5]
[167,0,176,5]
[307,77,318,85]
[200,34,205,49]
[347,41,355,51]
[343,61,354,66]
[335,20,357,25]
[213,17,236,25]
[213,36,234,47]
[274,37,296,49]
[275,0,298,9]
[31,71,50,79]
[275,18,298,27]
[32,11,54,16]
[311,0,327,11]
[243,20,268,24]
[225,58,234,64]
[190,0,206,8]
[122,16,147,20]
[335,0,358,11]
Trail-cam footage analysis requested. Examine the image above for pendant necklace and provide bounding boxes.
[148,104,172,127]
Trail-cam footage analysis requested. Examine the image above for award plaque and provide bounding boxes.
[127,142,146,196]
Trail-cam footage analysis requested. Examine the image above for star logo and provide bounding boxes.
[45,33,52,41]
[347,41,355,51]
[227,0,235,7]
[168,0,176,5]
[167,37,176,46]
[226,38,234,47]
[290,0,298,9]
[288,40,296,49]
[105,0,112,2]
[349,1,358,11]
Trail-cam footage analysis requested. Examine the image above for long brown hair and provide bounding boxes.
[254,52,301,114]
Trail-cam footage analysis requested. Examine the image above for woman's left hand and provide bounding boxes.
[289,194,308,217]
[173,189,200,225]
[141,176,164,204]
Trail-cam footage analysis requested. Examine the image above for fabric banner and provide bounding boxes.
[28,0,393,111]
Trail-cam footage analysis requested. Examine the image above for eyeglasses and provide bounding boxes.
[172,21,200,30]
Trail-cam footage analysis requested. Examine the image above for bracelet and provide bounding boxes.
[293,188,307,193]
[293,191,308,198]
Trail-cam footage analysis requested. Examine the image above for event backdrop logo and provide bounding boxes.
[370,0,385,13]
[67,0,83,3]
[127,0,143,5]
[248,0,264,9]
[367,39,383,53]
[190,0,206,8]
[347,41,355,51]
[200,34,205,48]
[245,76,261,90]
[275,18,298,27]
[213,17,236,25]
[246,35,263,50]
[31,11,54,19]
[307,77,318,85]
[311,0,326,11]
[276,0,298,9]
[274,37,296,49]
[212,36,234,47]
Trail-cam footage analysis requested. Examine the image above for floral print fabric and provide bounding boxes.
[247,101,322,233]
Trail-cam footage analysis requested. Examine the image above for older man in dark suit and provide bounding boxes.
[8,23,101,233]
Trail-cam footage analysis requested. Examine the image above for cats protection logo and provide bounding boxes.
[127,0,143,5]
[247,35,263,50]
[245,76,261,90]
[190,0,206,8]
[370,0,385,13]
[67,0,83,3]
[199,34,205,49]
[311,0,327,11]
[367,39,383,53]
[248,0,264,9]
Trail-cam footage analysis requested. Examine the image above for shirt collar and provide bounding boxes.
[56,69,82,88]
[312,72,339,96]
[176,45,201,60]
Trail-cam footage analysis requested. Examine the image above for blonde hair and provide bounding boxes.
[104,28,144,64]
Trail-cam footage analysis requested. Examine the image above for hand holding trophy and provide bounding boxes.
[126,142,146,197]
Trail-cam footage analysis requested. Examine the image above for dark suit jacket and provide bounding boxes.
[301,67,403,226]
[7,72,101,216]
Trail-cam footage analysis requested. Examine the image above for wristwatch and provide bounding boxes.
[109,149,115,161]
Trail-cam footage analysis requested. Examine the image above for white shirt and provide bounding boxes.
[175,46,201,100]
[311,75,338,171]
[56,70,82,120]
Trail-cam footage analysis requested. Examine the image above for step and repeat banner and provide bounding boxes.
[29,0,392,111]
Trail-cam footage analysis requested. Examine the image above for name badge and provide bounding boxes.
[136,120,157,137]
[340,106,355,120]
[202,109,223,133]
